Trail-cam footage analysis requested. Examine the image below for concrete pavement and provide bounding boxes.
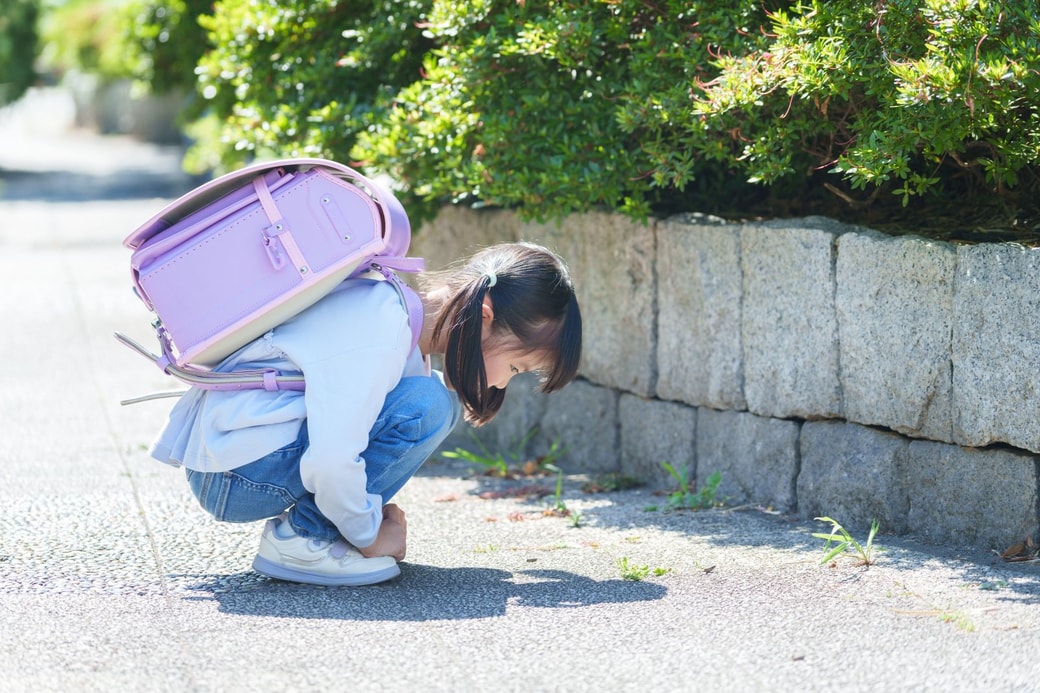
[1,88,1038,692]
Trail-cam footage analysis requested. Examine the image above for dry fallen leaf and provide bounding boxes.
[1001,542,1025,559]
[998,535,1039,562]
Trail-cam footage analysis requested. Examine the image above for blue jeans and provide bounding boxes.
[185,376,459,542]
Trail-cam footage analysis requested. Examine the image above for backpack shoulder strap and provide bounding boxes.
[370,263,425,354]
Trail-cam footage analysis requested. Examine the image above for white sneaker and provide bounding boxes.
[252,515,400,586]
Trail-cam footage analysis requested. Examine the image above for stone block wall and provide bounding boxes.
[837,230,956,441]
[413,209,1040,551]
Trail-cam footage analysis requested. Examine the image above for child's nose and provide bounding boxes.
[494,372,515,390]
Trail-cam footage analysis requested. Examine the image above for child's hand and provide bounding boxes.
[358,503,407,561]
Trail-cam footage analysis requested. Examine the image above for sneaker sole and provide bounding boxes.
[252,555,401,587]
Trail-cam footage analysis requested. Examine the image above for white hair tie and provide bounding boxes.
[484,271,498,288]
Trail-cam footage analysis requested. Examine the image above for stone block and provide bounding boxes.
[522,212,656,396]
[696,408,800,511]
[656,214,745,409]
[798,421,910,533]
[619,394,697,488]
[837,231,956,441]
[411,206,521,273]
[953,243,1040,453]
[906,440,1039,550]
[742,218,844,419]
[537,379,620,473]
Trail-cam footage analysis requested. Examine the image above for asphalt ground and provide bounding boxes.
[1,88,1038,692]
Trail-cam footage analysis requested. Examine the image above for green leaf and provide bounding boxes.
[820,543,850,565]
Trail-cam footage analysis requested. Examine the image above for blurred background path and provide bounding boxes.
[0,86,194,202]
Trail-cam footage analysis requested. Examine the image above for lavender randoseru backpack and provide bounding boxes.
[114,158,423,399]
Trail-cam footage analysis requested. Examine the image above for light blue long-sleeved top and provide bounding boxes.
[149,278,440,547]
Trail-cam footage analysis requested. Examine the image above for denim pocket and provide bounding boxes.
[214,472,297,522]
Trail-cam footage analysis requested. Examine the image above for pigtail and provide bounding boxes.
[432,274,506,425]
[539,291,582,394]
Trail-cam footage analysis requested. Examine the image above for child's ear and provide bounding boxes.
[481,295,494,324]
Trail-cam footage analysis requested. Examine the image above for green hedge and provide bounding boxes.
[121,0,212,96]
[39,0,210,98]
[39,0,134,82]
[181,0,1040,227]
[675,2,1040,208]
[353,0,773,221]
[0,0,39,105]
[188,0,432,174]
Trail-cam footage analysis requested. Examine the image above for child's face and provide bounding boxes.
[478,295,546,390]
[482,340,542,390]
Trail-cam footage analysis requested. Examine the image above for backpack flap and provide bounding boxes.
[124,158,418,368]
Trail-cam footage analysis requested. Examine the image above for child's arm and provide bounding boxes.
[275,282,414,549]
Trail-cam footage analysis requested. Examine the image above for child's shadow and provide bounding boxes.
[175,564,667,621]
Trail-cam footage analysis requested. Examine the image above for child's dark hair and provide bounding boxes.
[421,242,582,426]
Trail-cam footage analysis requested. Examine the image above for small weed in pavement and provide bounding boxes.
[813,516,881,566]
[542,463,568,513]
[616,557,669,581]
[441,428,532,477]
[442,427,567,478]
[939,610,976,632]
[661,463,723,510]
[540,462,582,525]
[616,557,651,581]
